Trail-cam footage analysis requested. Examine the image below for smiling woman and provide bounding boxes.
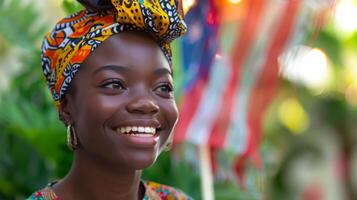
[27,0,191,199]
[61,32,178,171]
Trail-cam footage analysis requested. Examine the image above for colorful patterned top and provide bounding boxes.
[27,181,193,200]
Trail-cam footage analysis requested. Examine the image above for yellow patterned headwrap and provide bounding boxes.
[41,0,187,108]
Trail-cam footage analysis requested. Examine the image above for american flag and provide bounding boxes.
[173,0,334,182]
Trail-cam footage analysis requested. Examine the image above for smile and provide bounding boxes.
[117,126,157,137]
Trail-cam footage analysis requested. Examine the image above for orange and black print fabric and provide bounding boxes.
[41,0,187,108]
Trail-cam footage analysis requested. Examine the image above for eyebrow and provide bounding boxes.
[154,68,173,77]
[93,65,130,75]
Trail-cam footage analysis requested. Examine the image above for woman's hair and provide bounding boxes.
[76,0,113,11]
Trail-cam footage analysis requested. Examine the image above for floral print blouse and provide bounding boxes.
[27,181,193,200]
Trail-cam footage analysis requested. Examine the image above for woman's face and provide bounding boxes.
[62,32,178,170]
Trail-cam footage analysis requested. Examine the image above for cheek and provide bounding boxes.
[73,93,123,145]
[76,95,117,125]
[157,100,178,150]
[164,99,179,131]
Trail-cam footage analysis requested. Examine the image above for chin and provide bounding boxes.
[129,155,158,170]
[133,160,157,170]
[115,148,160,170]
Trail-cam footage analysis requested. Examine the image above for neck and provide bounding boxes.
[54,149,144,200]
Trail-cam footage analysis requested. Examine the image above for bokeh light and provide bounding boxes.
[334,0,357,36]
[278,98,310,134]
[228,0,241,4]
[183,0,196,13]
[280,46,331,93]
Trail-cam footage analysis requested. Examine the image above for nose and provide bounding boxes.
[126,93,159,114]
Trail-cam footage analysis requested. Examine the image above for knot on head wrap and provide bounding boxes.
[41,0,187,108]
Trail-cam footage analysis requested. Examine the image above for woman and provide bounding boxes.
[28,0,191,199]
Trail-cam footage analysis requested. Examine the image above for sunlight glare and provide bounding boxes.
[183,0,196,13]
[280,46,330,93]
[228,0,241,4]
[334,0,357,35]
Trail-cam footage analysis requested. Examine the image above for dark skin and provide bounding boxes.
[55,32,178,200]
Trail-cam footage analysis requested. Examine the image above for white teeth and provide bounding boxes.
[126,127,132,133]
[117,126,157,136]
[138,127,145,132]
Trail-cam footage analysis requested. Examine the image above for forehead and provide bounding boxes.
[81,32,171,74]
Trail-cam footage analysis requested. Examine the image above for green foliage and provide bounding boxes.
[62,0,83,14]
[0,0,46,49]
[312,30,344,66]
[0,0,71,199]
[0,131,51,199]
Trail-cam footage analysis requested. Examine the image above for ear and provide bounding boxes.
[58,95,74,126]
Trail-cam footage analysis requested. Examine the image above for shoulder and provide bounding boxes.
[27,187,59,200]
[145,181,194,200]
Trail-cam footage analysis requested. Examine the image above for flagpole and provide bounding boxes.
[199,144,214,200]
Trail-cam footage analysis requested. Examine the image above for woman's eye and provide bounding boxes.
[155,83,174,97]
[100,79,125,90]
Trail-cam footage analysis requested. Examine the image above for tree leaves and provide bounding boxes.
[62,0,83,14]
[0,0,46,49]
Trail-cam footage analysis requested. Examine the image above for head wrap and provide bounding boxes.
[41,0,187,108]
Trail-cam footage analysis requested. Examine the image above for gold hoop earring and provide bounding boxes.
[164,136,173,152]
[163,142,172,152]
[67,124,78,151]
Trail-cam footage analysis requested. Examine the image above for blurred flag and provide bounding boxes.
[174,0,334,183]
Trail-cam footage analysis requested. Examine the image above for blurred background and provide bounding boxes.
[0,0,356,199]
